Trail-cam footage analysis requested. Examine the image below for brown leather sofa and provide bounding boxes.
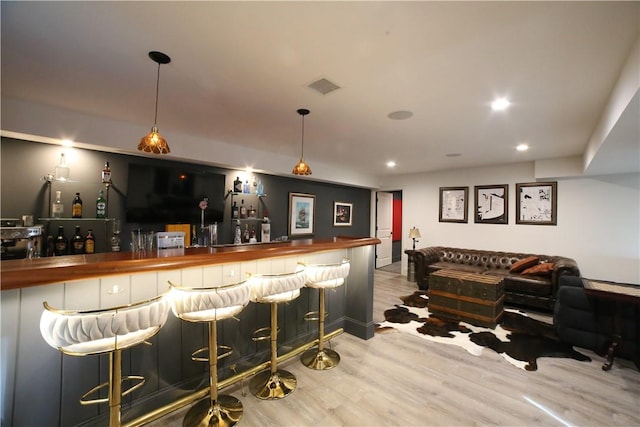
[413,246,580,311]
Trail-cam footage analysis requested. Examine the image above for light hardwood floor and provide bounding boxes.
[148,268,640,426]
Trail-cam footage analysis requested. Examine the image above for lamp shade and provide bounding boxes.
[408,227,421,239]
[138,126,170,154]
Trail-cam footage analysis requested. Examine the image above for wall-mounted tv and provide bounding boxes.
[126,163,225,225]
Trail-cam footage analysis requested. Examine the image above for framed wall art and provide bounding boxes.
[333,201,352,226]
[474,184,508,224]
[288,192,316,236]
[516,181,557,225]
[439,186,468,223]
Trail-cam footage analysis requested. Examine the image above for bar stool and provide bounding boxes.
[39,294,170,427]
[300,258,350,370]
[248,266,306,400]
[169,280,251,427]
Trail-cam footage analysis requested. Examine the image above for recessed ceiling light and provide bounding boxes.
[516,144,529,152]
[386,161,396,168]
[491,97,511,111]
[60,139,74,147]
[445,153,461,158]
[387,111,413,120]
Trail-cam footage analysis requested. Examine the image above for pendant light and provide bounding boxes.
[138,51,171,154]
[292,108,312,175]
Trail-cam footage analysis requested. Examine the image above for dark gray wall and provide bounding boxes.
[1,137,371,251]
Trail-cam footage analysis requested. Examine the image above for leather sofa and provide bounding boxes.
[413,246,580,311]
[554,275,639,363]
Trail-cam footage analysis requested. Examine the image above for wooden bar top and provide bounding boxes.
[0,237,380,290]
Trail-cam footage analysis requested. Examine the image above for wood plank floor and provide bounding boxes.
[147,268,640,426]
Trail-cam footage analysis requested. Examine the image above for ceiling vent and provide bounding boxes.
[308,78,340,95]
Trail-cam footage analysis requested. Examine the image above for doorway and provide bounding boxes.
[376,190,402,270]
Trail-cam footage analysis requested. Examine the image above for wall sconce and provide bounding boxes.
[408,227,421,251]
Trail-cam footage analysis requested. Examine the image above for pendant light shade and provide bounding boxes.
[292,108,312,175]
[138,51,171,154]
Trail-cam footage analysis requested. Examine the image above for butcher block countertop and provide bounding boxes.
[0,236,380,290]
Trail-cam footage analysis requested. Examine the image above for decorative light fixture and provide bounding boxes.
[138,51,171,154]
[408,227,421,251]
[292,108,312,175]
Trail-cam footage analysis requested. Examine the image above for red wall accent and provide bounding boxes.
[392,198,402,241]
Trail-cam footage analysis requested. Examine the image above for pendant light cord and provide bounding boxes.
[153,62,161,127]
[300,114,305,158]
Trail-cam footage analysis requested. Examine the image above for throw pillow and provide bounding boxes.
[509,256,539,273]
[521,262,555,276]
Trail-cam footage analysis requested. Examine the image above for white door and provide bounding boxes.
[376,191,393,268]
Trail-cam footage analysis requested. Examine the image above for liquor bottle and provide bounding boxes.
[240,199,247,219]
[71,226,85,254]
[191,225,197,247]
[54,226,68,256]
[84,229,95,254]
[46,235,55,257]
[52,190,64,218]
[252,176,258,194]
[257,180,264,196]
[248,205,257,219]
[233,221,242,244]
[243,224,250,243]
[101,161,112,184]
[242,180,250,194]
[249,225,256,243]
[72,193,83,218]
[231,201,239,219]
[54,153,70,181]
[110,219,121,252]
[96,190,107,218]
[233,176,242,193]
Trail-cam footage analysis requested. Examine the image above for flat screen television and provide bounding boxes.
[126,163,225,224]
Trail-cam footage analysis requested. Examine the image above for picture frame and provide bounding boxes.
[288,192,316,236]
[474,184,509,224]
[333,201,353,226]
[439,187,468,223]
[516,181,557,225]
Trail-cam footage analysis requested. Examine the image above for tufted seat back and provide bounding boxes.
[303,258,350,289]
[248,265,307,303]
[169,280,252,323]
[40,294,170,356]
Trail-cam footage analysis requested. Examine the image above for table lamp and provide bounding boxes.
[408,227,421,251]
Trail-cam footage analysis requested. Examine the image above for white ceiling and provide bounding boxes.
[2,1,639,182]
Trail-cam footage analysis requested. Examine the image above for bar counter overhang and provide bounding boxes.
[1,236,380,427]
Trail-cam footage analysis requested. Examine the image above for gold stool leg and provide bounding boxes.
[301,288,341,370]
[250,302,297,399]
[109,349,122,427]
[184,320,243,427]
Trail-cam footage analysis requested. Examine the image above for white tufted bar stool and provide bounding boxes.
[39,294,171,427]
[300,258,350,370]
[247,266,306,400]
[169,280,251,427]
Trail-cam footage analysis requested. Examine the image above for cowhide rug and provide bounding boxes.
[376,291,591,371]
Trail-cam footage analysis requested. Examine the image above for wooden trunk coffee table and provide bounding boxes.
[428,270,504,328]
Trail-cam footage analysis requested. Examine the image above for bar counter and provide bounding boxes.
[1,236,380,290]
[1,236,379,427]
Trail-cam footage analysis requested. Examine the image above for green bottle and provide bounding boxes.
[96,190,107,218]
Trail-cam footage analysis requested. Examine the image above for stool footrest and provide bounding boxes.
[251,326,279,342]
[80,375,145,405]
[191,345,234,362]
[303,310,328,322]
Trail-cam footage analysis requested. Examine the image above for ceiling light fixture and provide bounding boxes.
[138,51,171,154]
[516,144,529,151]
[386,161,396,168]
[292,108,312,176]
[491,97,510,111]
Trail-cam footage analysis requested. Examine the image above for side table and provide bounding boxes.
[582,278,640,371]
[404,249,416,282]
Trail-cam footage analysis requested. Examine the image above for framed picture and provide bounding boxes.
[333,201,353,226]
[288,192,315,236]
[439,187,468,223]
[474,184,508,224]
[516,181,557,225]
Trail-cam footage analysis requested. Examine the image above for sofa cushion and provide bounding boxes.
[509,256,539,273]
[503,275,552,296]
[521,262,555,276]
